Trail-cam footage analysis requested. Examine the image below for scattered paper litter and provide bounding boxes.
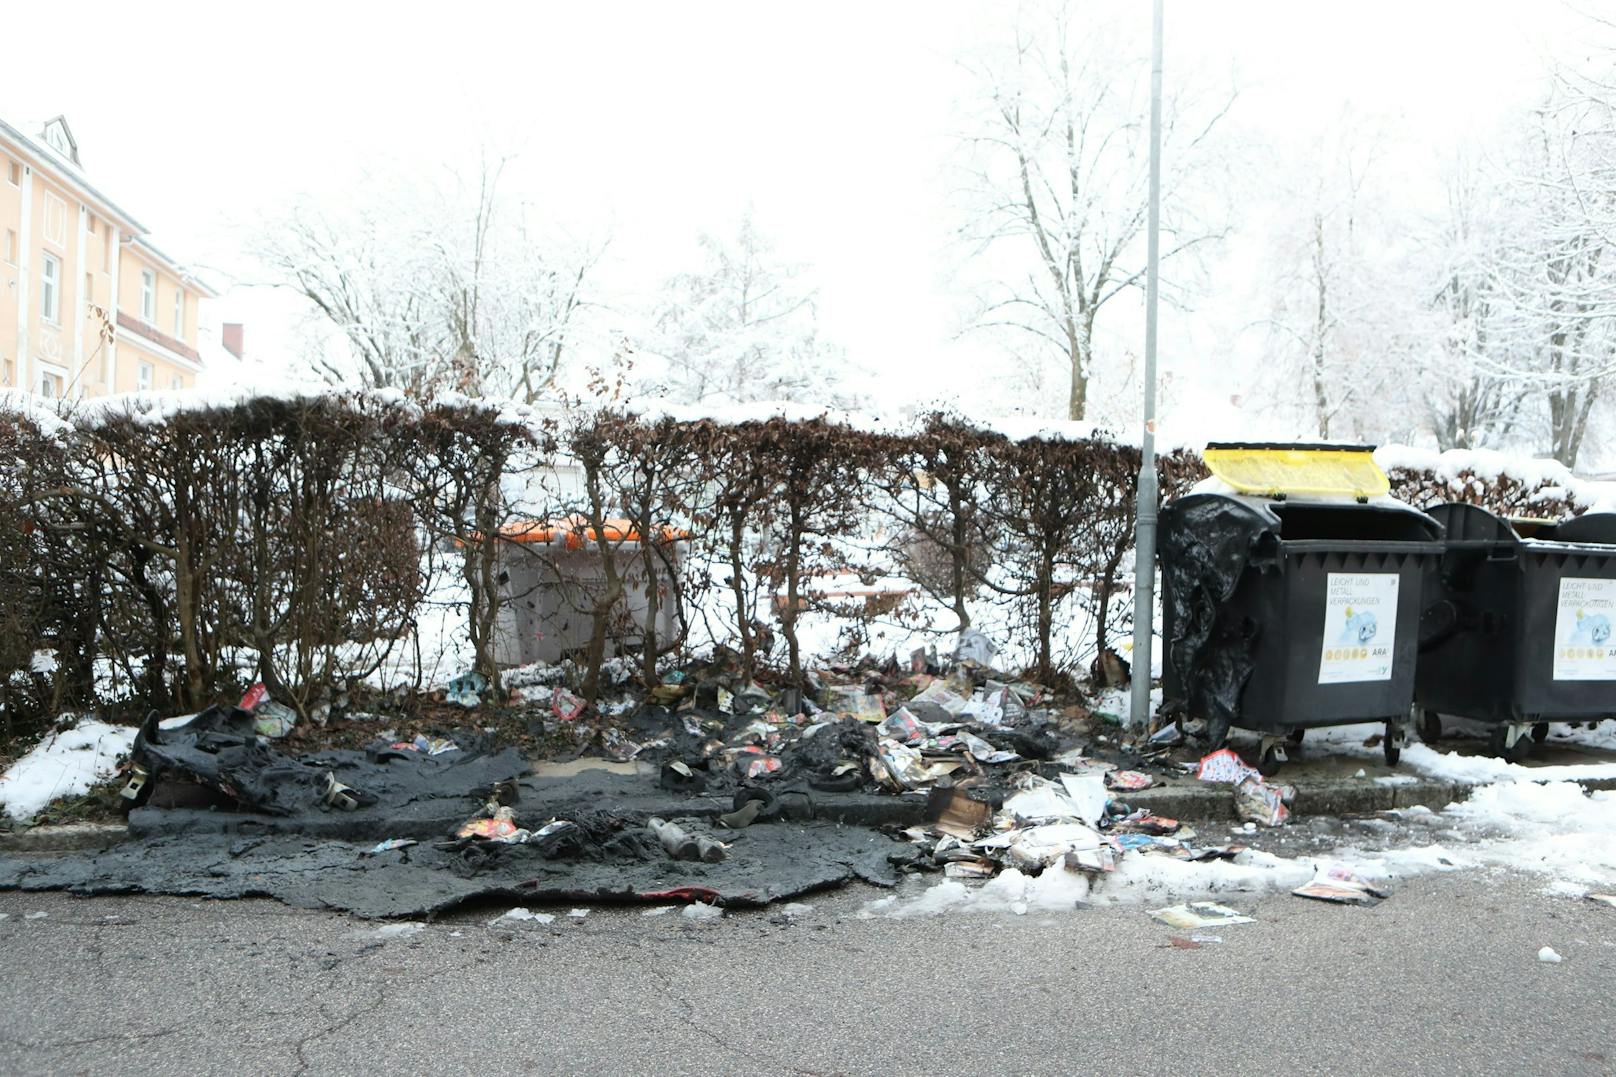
[1292,865,1390,904]
[567,908,590,920]
[1235,777,1293,827]
[1002,822,1111,874]
[1195,748,1262,785]
[489,907,554,926]
[1538,946,1563,964]
[1105,769,1154,792]
[1150,902,1255,930]
[641,906,676,917]
[1004,783,1077,822]
[24,911,48,921]
[1057,772,1109,824]
[1587,893,1616,909]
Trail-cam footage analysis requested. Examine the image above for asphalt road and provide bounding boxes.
[1,869,1613,1077]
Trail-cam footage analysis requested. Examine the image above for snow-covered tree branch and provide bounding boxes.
[636,212,870,408]
[954,0,1234,420]
[256,155,606,403]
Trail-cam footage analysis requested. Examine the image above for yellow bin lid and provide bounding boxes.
[1202,442,1389,499]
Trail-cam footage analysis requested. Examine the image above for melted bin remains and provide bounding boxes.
[1159,443,1443,775]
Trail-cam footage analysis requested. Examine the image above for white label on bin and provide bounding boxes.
[1552,577,1616,681]
[1318,572,1399,684]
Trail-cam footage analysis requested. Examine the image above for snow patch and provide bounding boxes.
[0,719,137,821]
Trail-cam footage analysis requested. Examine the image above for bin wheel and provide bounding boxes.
[1384,735,1401,768]
[1286,729,1305,747]
[1258,744,1284,777]
[1487,725,1533,763]
[1531,722,1550,745]
[1205,717,1230,751]
[1416,707,1441,744]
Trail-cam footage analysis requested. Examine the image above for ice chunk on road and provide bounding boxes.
[680,902,724,922]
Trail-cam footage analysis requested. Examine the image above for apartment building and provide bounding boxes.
[0,114,215,399]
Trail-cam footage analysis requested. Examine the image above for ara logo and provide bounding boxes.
[1338,606,1378,645]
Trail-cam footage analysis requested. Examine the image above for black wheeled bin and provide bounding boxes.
[1415,503,1616,760]
[1161,489,1443,774]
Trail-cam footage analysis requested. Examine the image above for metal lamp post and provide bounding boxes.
[1128,0,1164,732]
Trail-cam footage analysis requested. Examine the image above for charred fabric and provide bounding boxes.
[0,645,1254,918]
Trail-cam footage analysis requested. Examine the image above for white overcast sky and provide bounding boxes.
[1,0,1599,436]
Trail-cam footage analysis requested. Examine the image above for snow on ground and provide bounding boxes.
[1327,781,1616,902]
[1301,721,1616,784]
[865,775,1616,918]
[865,718,1616,919]
[0,719,136,822]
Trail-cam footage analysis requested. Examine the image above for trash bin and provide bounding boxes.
[1415,503,1616,760]
[492,518,688,667]
[1160,444,1444,774]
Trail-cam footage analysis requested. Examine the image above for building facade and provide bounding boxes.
[0,115,214,399]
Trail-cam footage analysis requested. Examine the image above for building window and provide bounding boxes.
[39,367,64,399]
[43,193,66,248]
[2,357,13,386]
[170,373,183,390]
[173,289,183,337]
[5,160,18,186]
[3,229,15,265]
[85,272,93,313]
[87,215,97,235]
[40,253,61,324]
[140,269,156,323]
[137,361,154,391]
[103,229,112,273]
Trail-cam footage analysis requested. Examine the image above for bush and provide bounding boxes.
[0,389,1590,726]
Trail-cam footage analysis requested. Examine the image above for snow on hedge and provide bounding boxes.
[1375,444,1616,514]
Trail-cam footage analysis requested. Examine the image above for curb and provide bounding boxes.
[0,823,129,853]
[3,773,1610,855]
[1120,778,1472,822]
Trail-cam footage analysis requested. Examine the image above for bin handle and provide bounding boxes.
[1484,543,1518,563]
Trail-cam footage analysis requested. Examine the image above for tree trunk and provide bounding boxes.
[783,501,804,687]
[579,456,625,703]
[1094,538,1130,663]
[1066,317,1088,421]
[1311,213,1330,439]
[1035,546,1055,682]
[174,536,204,710]
[640,540,660,690]
[949,486,971,631]
[727,516,754,677]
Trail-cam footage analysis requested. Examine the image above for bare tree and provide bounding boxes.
[1461,98,1616,467]
[641,211,868,407]
[1253,118,1430,442]
[1420,156,1525,450]
[257,154,604,402]
[956,0,1233,420]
